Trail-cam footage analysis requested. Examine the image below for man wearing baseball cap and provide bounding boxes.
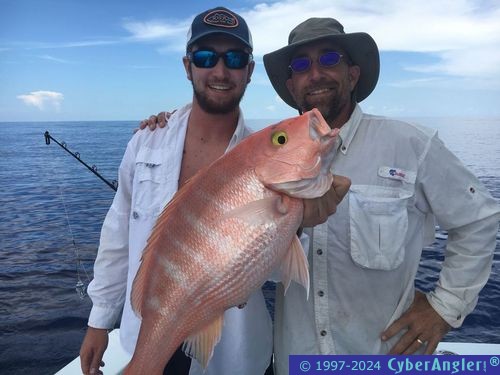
[264,17,499,375]
[80,7,273,375]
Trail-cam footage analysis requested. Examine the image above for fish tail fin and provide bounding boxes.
[281,235,310,299]
[182,314,224,369]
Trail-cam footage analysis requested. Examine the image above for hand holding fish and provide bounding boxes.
[302,174,351,227]
[381,291,451,354]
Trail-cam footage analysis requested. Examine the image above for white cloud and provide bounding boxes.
[238,0,500,80]
[235,0,500,54]
[17,91,64,111]
[29,40,118,49]
[388,77,446,88]
[115,0,500,83]
[38,55,71,64]
[122,20,188,41]
[121,18,191,53]
[15,0,497,84]
[406,47,500,78]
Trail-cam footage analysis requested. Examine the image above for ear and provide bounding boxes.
[348,65,360,91]
[246,60,255,83]
[183,56,192,81]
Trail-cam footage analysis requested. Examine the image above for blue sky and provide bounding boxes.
[1,0,500,122]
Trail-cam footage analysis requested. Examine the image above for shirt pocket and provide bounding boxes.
[349,185,412,271]
[133,148,168,216]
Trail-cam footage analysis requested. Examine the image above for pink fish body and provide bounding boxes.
[125,109,338,374]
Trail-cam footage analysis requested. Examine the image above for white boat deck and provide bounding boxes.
[56,330,130,375]
[55,329,500,374]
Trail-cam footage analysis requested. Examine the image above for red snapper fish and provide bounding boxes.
[125,108,339,374]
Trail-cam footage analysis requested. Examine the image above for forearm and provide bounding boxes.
[427,214,499,327]
[87,205,130,328]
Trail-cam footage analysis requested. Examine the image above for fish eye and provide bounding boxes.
[271,130,288,146]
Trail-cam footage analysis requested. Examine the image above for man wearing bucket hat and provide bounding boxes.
[80,6,281,375]
[264,17,500,374]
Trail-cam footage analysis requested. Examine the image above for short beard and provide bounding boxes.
[299,85,350,125]
[300,95,342,125]
[191,80,246,114]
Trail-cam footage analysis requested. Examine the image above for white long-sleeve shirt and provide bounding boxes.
[274,105,500,375]
[87,103,273,375]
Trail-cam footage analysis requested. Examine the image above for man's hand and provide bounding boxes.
[381,291,451,354]
[80,327,109,375]
[135,110,176,132]
[302,175,351,227]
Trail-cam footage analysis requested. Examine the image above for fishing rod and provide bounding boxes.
[44,131,118,191]
[44,130,118,299]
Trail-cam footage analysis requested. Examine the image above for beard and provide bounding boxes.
[192,80,246,115]
[296,82,351,125]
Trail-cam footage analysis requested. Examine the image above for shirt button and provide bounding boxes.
[341,145,347,152]
[457,314,462,320]
[317,248,323,255]
[320,330,327,336]
[318,290,324,297]
[133,211,139,219]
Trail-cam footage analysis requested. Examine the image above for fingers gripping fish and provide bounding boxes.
[124,109,339,374]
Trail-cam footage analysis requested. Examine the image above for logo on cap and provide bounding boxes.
[204,9,239,28]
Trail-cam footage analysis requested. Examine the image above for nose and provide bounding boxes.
[307,60,324,81]
[210,57,229,77]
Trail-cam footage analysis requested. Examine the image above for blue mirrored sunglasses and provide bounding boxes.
[188,49,253,70]
[289,51,344,73]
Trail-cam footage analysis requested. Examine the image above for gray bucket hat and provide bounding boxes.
[263,18,380,109]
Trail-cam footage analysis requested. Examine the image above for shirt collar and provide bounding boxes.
[227,108,251,151]
[338,103,364,155]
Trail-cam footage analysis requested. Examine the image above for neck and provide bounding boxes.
[188,100,240,141]
[328,101,356,130]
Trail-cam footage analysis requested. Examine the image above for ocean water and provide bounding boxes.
[0,117,499,374]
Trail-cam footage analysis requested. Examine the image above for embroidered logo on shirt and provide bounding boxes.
[378,166,416,183]
[389,169,405,178]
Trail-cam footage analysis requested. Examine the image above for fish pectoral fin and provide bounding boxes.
[280,235,310,299]
[224,196,289,226]
[182,314,224,369]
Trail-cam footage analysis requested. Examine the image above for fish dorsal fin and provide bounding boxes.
[280,235,310,299]
[182,314,224,369]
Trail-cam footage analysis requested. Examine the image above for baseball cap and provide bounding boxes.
[186,7,253,52]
